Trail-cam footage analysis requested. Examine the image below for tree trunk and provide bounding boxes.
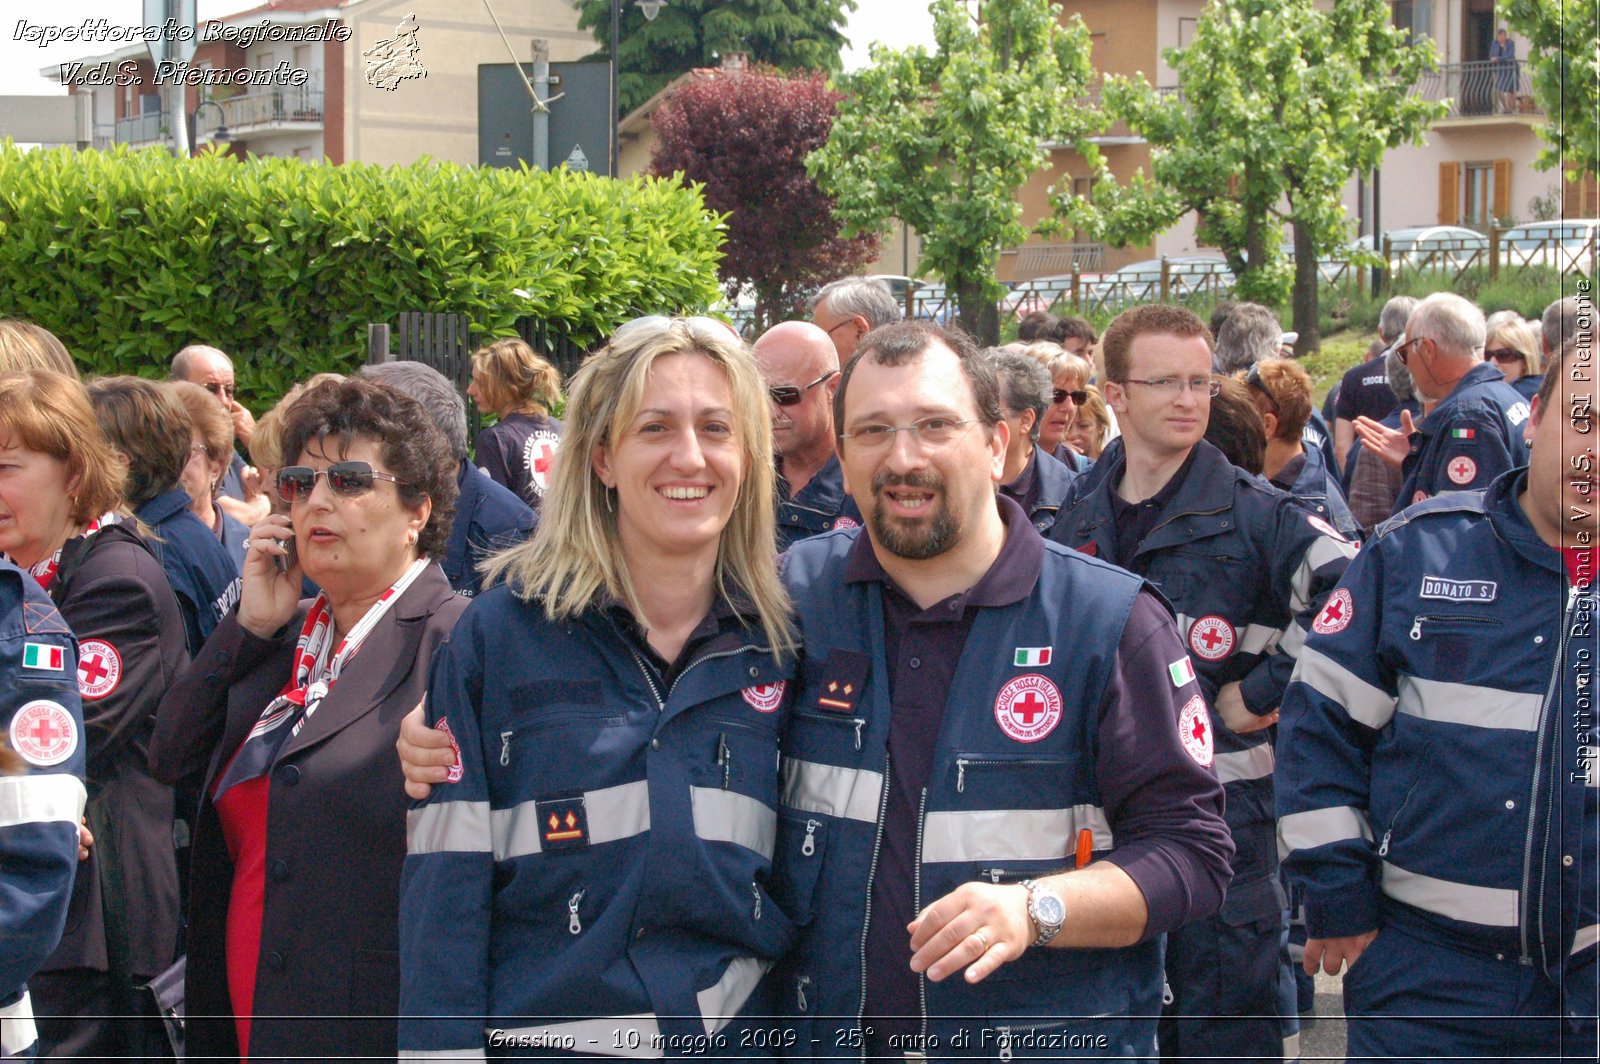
[954,279,1000,347]
[1290,220,1321,355]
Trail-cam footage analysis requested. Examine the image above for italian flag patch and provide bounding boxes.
[23,642,64,671]
[1449,428,1476,439]
[1168,657,1196,688]
[1014,647,1052,667]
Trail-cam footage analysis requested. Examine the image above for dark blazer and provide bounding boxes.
[149,562,467,1062]
[40,524,188,984]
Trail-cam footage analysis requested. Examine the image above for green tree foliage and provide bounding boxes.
[576,0,855,117]
[0,145,723,407]
[1502,1,1600,179]
[650,68,879,331]
[1076,0,1444,352]
[809,0,1098,344]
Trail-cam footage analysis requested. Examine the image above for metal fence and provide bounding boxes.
[1413,60,1541,118]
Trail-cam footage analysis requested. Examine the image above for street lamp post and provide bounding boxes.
[188,99,231,153]
[610,0,667,177]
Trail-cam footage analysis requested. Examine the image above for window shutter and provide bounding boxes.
[1492,159,1512,220]
[1438,162,1460,225]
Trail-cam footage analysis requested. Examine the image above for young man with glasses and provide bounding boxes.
[752,322,860,550]
[1353,293,1530,516]
[1050,303,1358,1064]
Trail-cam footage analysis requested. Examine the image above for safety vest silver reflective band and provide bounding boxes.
[408,800,490,855]
[1278,805,1373,861]
[399,1048,486,1061]
[1573,924,1599,956]
[1292,536,1359,612]
[920,805,1113,864]
[695,955,770,1034]
[1581,746,1600,787]
[1213,743,1276,785]
[1278,619,1309,659]
[781,757,884,824]
[1397,675,1543,732]
[1381,861,1519,927]
[0,773,87,829]
[406,780,654,860]
[689,787,776,860]
[0,992,37,1058]
[1292,645,1397,729]
[1175,615,1283,657]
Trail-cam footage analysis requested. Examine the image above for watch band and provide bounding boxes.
[1020,878,1064,947]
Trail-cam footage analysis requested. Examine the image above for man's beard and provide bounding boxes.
[869,470,959,560]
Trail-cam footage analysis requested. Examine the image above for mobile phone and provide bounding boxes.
[275,528,297,574]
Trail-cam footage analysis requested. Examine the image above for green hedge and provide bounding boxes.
[0,144,725,408]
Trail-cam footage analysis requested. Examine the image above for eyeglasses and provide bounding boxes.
[1120,377,1221,398]
[1243,363,1280,413]
[818,317,858,339]
[1394,336,1429,365]
[1052,388,1088,406]
[768,370,837,407]
[276,461,408,502]
[1484,347,1523,364]
[203,381,237,400]
[839,416,979,452]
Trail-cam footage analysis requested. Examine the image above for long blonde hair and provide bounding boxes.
[483,317,795,658]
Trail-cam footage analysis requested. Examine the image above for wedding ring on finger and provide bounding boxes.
[970,929,990,953]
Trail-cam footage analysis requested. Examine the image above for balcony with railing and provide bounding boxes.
[195,87,325,142]
[114,111,169,146]
[1412,60,1542,125]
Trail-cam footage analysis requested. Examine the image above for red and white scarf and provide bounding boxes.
[8,513,119,591]
[213,558,430,799]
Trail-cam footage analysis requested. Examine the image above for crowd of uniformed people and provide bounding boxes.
[0,277,1593,1063]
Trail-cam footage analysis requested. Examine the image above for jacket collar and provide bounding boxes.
[780,452,847,512]
[1485,468,1564,576]
[1420,362,1511,435]
[136,488,195,526]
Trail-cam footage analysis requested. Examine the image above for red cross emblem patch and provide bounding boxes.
[993,674,1064,742]
[9,699,78,767]
[524,432,562,496]
[434,718,464,783]
[1188,616,1236,662]
[1313,588,1354,635]
[76,639,122,701]
[1446,456,1477,486]
[831,516,860,530]
[742,681,786,714]
[1178,695,1213,767]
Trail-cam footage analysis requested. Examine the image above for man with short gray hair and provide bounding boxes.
[1214,302,1282,375]
[809,276,901,360]
[1354,291,1530,513]
[989,348,1078,533]
[1541,294,1592,356]
[362,360,535,597]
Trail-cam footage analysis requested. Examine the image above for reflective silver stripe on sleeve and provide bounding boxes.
[689,787,776,860]
[1381,861,1519,927]
[919,805,1113,864]
[0,992,37,1057]
[1581,747,1599,787]
[1175,613,1194,639]
[1240,623,1284,656]
[399,1050,487,1061]
[696,955,771,1035]
[0,773,87,830]
[1278,620,1308,659]
[1572,924,1599,956]
[1278,805,1373,860]
[490,1016,662,1059]
[1213,743,1276,785]
[408,800,492,855]
[1397,675,1542,732]
[1292,646,1397,729]
[1292,537,1359,611]
[492,780,652,861]
[781,758,884,824]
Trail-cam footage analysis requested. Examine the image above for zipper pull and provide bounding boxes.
[567,888,586,935]
[997,1025,1013,1062]
[1409,618,1423,641]
[500,730,513,766]
[956,758,968,794]
[716,733,731,789]
[1378,829,1392,857]
[795,975,811,1013]
[852,718,865,750]
[801,819,819,857]
[752,882,762,920]
[983,867,1004,884]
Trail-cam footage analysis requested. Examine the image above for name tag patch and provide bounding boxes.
[1419,576,1498,603]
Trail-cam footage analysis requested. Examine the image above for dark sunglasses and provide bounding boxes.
[276,461,407,502]
[1394,336,1428,365]
[1484,347,1523,364]
[1052,388,1088,406]
[769,369,837,407]
[203,381,237,399]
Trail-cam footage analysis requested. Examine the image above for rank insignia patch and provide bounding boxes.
[537,796,589,852]
[815,649,869,713]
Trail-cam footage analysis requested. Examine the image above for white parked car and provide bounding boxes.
[1498,220,1599,272]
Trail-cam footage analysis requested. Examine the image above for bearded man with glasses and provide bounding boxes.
[1050,303,1358,1064]
[753,321,860,550]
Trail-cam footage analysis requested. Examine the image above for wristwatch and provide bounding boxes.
[1019,879,1065,947]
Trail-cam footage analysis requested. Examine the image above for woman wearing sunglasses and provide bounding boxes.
[396,316,799,1058]
[149,377,465,1061]
[1027,343,1095,473]
[1483,311,1544,402]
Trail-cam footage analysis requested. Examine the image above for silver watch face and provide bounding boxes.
[1032,892,1066,927]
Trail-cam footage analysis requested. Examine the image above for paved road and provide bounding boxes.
[1299,969,1348,1061]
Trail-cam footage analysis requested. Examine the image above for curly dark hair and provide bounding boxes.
[279,377,458,559]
